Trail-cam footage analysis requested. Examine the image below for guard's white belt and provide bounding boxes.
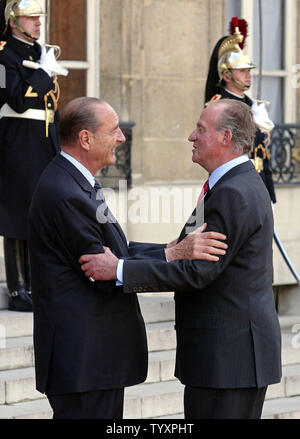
[0,103,51,121]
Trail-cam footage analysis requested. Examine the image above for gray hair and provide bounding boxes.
[59,97,107,146]
[215,99,256,155]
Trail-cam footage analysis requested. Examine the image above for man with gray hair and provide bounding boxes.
[80,99,282,419]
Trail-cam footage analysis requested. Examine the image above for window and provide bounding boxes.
[226,0,297,123]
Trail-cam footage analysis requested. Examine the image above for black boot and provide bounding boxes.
[4,238,32,312]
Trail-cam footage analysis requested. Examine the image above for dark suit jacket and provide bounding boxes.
[28,154,148,395]
[123,160,282,388]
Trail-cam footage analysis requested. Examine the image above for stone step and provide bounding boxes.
[1,359,299,407]
[0,304,296,349]
[153,393,300,420]
[0,283,8,311]
[3,390,300,420]
[0,367,45,404]
[262,395,300,419]
[0,349,177,405]
[0,295,175,337]
[1,359,296,404]
[0,320,176,353]
[0,310,33,338]
[281,332,300,365]
[147,321,176,352]
[138,294,174,323]
[0,380,184,419]
[1,370,300,419]
[2,330,297,369]
[0,257,6,283]
[0,398,52,419]
[147,350,175,383]
[0,336,33,371]
[156,413,184,419]
[1,317,299,374]
[279,315,300,332]
[1,308,294,341]
[125,380,184,419]
[0,320,176,373]
[266,363,300,400]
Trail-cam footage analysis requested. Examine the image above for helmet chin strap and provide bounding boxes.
[225,70,250,91]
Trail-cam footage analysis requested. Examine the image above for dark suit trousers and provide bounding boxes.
[47,388,124,419]
[184,386,267,419]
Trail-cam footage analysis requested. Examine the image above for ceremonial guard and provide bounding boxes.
[0,0,67,311]
[204,17,276,204]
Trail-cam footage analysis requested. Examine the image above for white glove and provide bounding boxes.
[40,46,54,76]
[39,46,69,77]
[251,100,274,132]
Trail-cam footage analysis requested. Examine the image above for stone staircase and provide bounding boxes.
[1,283,300,419]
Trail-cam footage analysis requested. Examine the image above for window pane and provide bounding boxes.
[253,76,283,123]
[49,0,87,61]
[253,0,283,70]
[226,0,241,24]
[57,70,87,111]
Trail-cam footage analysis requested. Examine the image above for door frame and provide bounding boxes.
[40,0,100,98]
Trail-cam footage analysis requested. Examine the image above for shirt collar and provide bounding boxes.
[60,151,96,187]
[209,154,249,190]
[224,88,245,100]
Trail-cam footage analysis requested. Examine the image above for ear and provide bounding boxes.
[9,19,16,32]
[222,73,230,84]
[78,130,90,151]
[222,129,232,146]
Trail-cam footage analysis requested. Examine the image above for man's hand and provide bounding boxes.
[165,223,227,262]
[79,247,118,281]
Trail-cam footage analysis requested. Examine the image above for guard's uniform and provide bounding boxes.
[208,88,276,203]
[0,35,59,237]
[0,35,60,309]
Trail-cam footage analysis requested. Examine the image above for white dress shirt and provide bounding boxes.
[60,151,96,187]
[208,154,249,192]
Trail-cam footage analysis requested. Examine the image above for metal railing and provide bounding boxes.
[270,124,300,184]
[96,121,135,189]
[96,122,300,189]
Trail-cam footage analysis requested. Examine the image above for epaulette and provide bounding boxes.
[0,41,6,51]
[205,94,222,107]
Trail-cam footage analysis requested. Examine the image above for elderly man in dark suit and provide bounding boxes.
[28,97,228,419]
[80,99,282,419]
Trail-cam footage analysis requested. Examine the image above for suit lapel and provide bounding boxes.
[55,154,128,249]
[112,221,128,245]
[178,161,254,241]
[54,154,94,196]
[106,208,128,246]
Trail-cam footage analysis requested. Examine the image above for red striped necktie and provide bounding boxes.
[197,179,209,205]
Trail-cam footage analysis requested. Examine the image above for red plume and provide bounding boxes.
[230,16,239,30]
[229,17,248,49]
